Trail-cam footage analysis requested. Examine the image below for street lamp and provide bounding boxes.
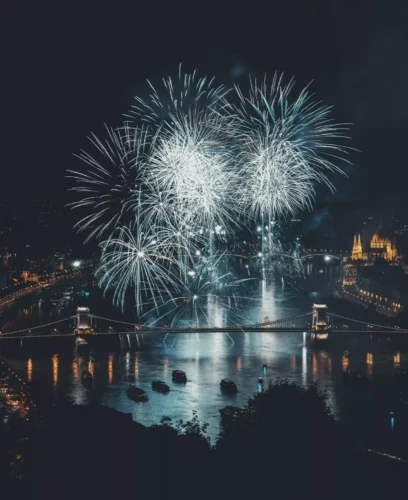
[324,255,331,262]
[73,261,81,268]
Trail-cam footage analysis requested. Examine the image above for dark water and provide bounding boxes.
[2,273,408,456]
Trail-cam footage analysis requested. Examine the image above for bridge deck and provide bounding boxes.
[0,328,406,340]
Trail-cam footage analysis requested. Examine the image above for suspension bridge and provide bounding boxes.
[0,304,407,343]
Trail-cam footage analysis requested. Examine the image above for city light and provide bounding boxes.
[324,255,331,262]
[73,260,81,268]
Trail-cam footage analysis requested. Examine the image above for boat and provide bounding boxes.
[127,385,148,402]
[152,380,170,393]
[172,370,187,383]
[220,379,238,394]
[81,370,93,387]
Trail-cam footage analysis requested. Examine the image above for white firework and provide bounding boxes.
[126,65,229,132]
[147,124,238,231]
[67,124,150,242]
[97,226,183,315]
[127,65,240,233]
[240,138,317,221]
[226,73,351,220]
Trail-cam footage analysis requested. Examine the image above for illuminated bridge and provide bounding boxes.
[0,304,407,345]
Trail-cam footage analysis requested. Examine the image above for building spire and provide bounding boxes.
[352,233,363,260]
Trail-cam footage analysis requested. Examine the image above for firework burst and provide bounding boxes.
[68,67,352,317]
[147,123,239,231]
[67,124,150,242]
[226,73,351,220]
[97,226,184,315]
[126,65,229,131]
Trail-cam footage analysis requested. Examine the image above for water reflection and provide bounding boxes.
[312,352,318,377]
[394,351,400,367]
[88,359,94,377]
[302,344,307,386]
[52,354,58,387]
[72,359,79,381]
[27,358,32,383]
[366,352,373,376]
[108,353,113,384]
[342,354,349,371]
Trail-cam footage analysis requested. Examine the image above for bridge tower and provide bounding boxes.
[312,304,329,340]
[75,307,92,333]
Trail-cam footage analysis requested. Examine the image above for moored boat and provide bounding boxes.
[127,385,148,402]
[152,380,170,393]
[172,370,187,383]
[220,379,238,394]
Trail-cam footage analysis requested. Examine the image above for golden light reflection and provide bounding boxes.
[312,352,318,376]
[342,356,349,371]
[327,357,332,375]
[394,352,401,367]
[236,356,242,372]
[52,354,59,386]
[366,352,373,376]
[108,353,113,384]
[27,358,32,383]
[88,360,94,377]
[72,360,78,381]
[291,355,296,369]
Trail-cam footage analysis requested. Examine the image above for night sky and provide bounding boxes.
[3,1,408,207]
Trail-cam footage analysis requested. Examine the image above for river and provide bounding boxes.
[1,264,408,455]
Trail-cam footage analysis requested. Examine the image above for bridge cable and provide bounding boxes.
[327,313,408,332]
[0,315,76,336]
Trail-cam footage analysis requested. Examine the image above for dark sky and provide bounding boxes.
[2,1,408,206]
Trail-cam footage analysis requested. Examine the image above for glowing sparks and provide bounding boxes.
[67,124,150,242]
[97,227,183,315]
[68,66,351,315]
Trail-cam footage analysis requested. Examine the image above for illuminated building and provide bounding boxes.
[351,232,399,263]
[343,229,405,315]
[351,234,363,261]
[21,270,40,283]
[370,233,398,261]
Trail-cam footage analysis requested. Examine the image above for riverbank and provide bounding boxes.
[340,288,399,318]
